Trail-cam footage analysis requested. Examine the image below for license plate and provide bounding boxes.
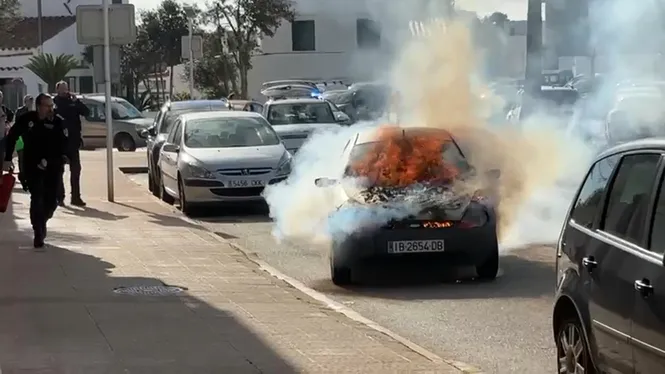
[226,179,265,188]
[387,240,445,253]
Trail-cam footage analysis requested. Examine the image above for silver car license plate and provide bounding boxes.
[227,179,265,188]
[387,240,445,253]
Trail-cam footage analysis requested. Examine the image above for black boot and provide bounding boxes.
[71,197,86,207]
[33,228,45,249]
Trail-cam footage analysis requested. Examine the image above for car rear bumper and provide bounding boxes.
[333,224,497,265]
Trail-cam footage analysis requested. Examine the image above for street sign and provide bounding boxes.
[181,35,203,59]
[76,4,137,45]
[92,45,121,83]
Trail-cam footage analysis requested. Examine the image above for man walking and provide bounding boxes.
[3,94,69,248]
[15,95,34,189]
[53,81,89,207]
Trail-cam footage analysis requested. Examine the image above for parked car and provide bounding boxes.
[77,94,153,151]
[228,100,263,113]
[262,97,350,154]
[157,111,292,214]
[331,82,390,122]
[554,137,665,373]
[139,100,229,197]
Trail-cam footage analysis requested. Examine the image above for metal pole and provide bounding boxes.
[522,0,543,120]
[188,17,194,98]
[37,0,43,54]
[103,0,114,202]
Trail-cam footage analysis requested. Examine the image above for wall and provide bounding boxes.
[21,0,128,18]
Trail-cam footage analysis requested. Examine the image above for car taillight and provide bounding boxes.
[458,208,488,228]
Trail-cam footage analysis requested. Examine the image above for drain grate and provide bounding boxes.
[113,285,186,296]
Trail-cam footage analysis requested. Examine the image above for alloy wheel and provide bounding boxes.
[557,321,587,374]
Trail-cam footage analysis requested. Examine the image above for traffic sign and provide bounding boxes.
[76,4,137,45]
[181,35,203,60]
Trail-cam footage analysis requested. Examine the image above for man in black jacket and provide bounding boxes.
[54,81,89,207]
[2,94,69,248]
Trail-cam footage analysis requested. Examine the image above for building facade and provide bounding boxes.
[0,0,127,109]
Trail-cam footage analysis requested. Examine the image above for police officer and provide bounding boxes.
[2,94,69,248]
[54,81,89,207]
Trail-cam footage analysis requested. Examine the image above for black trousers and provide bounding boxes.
[28,167,62,235]
[58,147,81,201]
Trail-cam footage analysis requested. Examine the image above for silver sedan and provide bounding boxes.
[157,111,292,214]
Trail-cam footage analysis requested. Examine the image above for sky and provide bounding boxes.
[130,0,527,20]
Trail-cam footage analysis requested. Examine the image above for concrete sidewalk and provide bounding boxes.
[0,151,459,373]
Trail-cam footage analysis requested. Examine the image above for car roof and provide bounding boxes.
[166,100,229,111]
[595,137,665,161]
[266,98,326,105]
[178,110,263,121]
[353,126,453,145]
[81,95,127,103]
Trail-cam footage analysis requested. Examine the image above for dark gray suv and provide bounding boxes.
[554,138,665,374]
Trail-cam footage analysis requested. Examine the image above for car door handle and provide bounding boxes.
[635,279,654,297]
[582,256,597,270]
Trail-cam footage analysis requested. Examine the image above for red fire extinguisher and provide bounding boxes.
[0,171,16,213]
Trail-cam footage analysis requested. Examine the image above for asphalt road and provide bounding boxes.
[125,170,557,374]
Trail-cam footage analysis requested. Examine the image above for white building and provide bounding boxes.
[0,0,127,109]
[247,0,457,100]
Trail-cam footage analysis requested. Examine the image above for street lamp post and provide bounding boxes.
[184,6,195,99]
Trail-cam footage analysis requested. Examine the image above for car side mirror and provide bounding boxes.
[315,177,338,187]
[486,169,501,179]
[139,129,150,139]
[334,112,351,124]
[162,143,180,153]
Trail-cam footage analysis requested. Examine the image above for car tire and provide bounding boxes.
[115,133,136,152]
[147,167,155,193]
[330,241,353,286]
[160,176,175,205]
[476,241,499,280]
[178,175,193,216]
[555,316,594,374]
[152,168,161,198]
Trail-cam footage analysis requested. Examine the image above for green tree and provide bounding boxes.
[206,0,295,98]
[143,0,193,98]
[0,0,20,32]
[182,31,236,98]
[25,53,78,93]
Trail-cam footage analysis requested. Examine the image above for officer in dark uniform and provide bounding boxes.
[2,94,69,248]
[54,81,89,207]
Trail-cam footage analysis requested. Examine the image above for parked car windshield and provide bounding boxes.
[113,99,143,119]
[184,117,281,148]
[267,102,335,125]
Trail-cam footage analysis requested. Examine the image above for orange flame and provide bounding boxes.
[350,125,459,187]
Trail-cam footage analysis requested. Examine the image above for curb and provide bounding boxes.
[122,171,485,373]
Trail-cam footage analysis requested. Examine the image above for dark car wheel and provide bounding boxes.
[152,168,161,198]
[115,133,136,152]
[178,176,193,216]
[147,168,155,193]
[556,317,594,374]
[330,241,353,286]
[160,176,175,205]
[476,242,499,280]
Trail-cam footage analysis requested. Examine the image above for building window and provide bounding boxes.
[111,0,122,3]
[79,76,94,93]
[292,20,315,51]
[357,19,381,49]
[37,84,43,93]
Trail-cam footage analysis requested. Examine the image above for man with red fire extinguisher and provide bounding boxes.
[2,93,69,249]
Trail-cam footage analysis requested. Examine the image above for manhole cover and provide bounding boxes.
[113,285,186,296]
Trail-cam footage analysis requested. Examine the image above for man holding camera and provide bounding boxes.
[54,81,89,207]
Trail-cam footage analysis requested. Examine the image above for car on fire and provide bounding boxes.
[314,126,501,285]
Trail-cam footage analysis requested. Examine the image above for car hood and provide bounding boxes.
[185,144,286,169]
[121,117,153,128]
[342,182,471,220]
[271,123,339,135]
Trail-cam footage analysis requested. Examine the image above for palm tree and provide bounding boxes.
[25,53,78,93]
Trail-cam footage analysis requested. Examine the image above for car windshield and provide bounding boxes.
[267,102,335,124]
[112,100,143,119]
[184,117,281,148]
[346,138,470,181]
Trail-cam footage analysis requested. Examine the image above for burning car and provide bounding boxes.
[314,126,501,285]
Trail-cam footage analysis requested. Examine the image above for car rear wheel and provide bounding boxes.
[152,168,161,198]
[115,133,136,152]
[556,317,594,374]
[147,168,155,193]
[475,242,499,280]
[160,175,175,205]
[330,242,353,286]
